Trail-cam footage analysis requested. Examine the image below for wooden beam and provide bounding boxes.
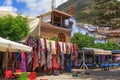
[51,12,54,24]
[61,15,63,27]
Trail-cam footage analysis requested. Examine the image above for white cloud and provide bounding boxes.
[0,0,17,12]
[4,0,13,6]
[17,0,68,17]
[0,6,17,12]
[17,0,51,16]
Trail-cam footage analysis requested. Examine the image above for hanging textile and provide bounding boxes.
[46,40,52,69]
[63,42,66,54]
[26,36,33,69]
[37,38,41,64]
[44,38,48,72]
[52,55,59,70]
[59,42,63,53]
[51,41,56,54]
[56,42,61,69]
[40,38,46,67]
[21,52,26,72]
[33,48,39,71]
[66,43,70,54]
[2,52,7,69]
[58,42,64,70]
[26,36,39,71]
[46,50,52,69]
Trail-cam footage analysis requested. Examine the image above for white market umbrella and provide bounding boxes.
[0,37,32,71]
[0,37,32,52]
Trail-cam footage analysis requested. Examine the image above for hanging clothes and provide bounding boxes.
[21,52,26,72]
[66,43,70,54]
[26,36,33,71]
[51,41,56,55]
[58,42,64,70]
[37,38,41,64]
[33,48,39,71]
[63,42,66,54]
[46,40,52,69]
[52,55,59,70]
[40,38,46,67]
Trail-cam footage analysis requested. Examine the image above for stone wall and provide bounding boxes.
[40,22,71,42]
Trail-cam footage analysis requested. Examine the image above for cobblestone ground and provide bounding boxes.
[1,68,120,80]
[36,68,120,80]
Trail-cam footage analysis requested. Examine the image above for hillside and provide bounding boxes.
[57,0,120,27]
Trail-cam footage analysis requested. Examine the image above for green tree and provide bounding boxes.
[71,32,95,49]
[71,33,119,50]
[0,14,29,41]
[50,36,59,41]
[104,41,119,50]
[93,41,119,50]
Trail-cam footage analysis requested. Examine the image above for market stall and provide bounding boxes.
[80,47,112,69]
[0,37,32,79]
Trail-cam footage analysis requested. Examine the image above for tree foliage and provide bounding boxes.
[50,36,59,41]
[71,33,95,49]
[93,41,119,50]
[71,32,119,50]
[0,14,29,41]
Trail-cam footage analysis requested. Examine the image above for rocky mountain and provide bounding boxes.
[57,0,120,27]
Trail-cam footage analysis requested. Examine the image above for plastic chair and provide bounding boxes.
[5,70,15,79]
[17,72,28,80]
[29,72,36,80]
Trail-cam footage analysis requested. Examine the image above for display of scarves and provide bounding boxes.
[56,42,60,69]
[46,40,52,69]
[37,38,41,64]
[60,53,64,70]
[63,42,66,54]
[52,55,59,70]
[58,42,63,53]
[33,48,39,71]
[21,52,26,72]
[26,36,33,66]
[46,50,52,69]
[66,43,70,54]
[46,39,50,51]
[58,42,64,70]
[51,41,56,54]
[40,38,46,67]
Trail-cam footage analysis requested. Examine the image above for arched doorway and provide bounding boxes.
[58,33,66,42]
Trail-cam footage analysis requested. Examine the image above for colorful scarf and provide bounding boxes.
[33,48,39,71]
[21,52,26,72]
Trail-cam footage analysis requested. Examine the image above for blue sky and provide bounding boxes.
[0,0,68,17]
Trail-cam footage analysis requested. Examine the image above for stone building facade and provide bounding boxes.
[37,10,73,42]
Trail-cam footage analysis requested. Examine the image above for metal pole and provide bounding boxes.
[80,49,88,70]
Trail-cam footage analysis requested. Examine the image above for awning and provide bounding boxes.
[112,50,120,54]
[100,50,111,55]
[83,47,111,55]
[0,37,32,52]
